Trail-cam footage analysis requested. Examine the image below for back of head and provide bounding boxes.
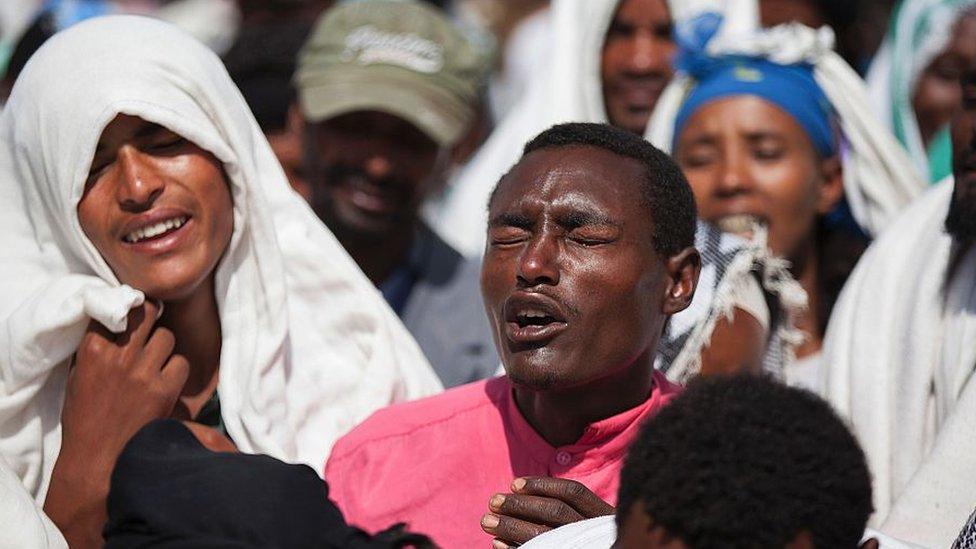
[616,374,873,548]
[517,122,697,256]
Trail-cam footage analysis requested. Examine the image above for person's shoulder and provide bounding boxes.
[329,377,509,460]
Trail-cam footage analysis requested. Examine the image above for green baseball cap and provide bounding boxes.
[296,0,491,147]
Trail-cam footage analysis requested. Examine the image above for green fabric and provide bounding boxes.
[295,0,492,146]
[928,126,954,183]
[194,391,227,438]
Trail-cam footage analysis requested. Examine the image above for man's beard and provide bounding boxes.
[945,175,976,242]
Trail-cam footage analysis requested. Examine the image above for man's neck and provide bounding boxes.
[336,224,417,285]
[512,352,656,447]
[158,276,222,418]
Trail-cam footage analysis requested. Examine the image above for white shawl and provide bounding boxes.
[823,179,976,546]
[645,21,925,238]
[0,15,441,501]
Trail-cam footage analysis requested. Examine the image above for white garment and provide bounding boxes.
[824,179,976,546]
[520,515,616,549]
[486,7,552,123]
[0,456,66,549]
[0,15,441,502]
[645,21,925,238]
[785,351,822,396]
[520,515,926,549]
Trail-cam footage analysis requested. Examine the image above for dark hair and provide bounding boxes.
[223,22,314,133]
[617,374,873,548]
[2,10,56,86]
[493,122,697,256]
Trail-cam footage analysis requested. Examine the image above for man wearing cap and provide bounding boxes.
[295,0,497,387]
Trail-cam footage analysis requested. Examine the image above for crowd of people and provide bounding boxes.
[0,0,974,547]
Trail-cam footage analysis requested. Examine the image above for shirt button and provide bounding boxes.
[555,451,572,466]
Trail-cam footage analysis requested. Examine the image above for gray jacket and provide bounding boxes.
[397,225,499,388]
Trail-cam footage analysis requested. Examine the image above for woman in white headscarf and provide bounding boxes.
[867,0,976,184]
[0,14,441,546]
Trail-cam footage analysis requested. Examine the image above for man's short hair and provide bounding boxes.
[223,22,313,133]
[617,374,873,548]
[496,122,697,257]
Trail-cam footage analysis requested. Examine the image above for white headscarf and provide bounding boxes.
[646,20,926,238]
[0,15,441,500]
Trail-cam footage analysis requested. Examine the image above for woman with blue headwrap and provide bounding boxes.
[659,16,925,393]
[672,56,846,392]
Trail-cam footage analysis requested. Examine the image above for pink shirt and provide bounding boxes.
[325,371,680,548]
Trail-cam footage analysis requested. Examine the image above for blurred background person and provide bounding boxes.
[294,0,499,387]
[650,15,923,392]
[868,0,976,184]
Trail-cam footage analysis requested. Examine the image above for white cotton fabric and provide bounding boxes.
[519,515,926,549]
[823,179,976,544]
[430,0,758,257]
[520,515,616,549]
[0,455,66,549]
[645,22,925,238]
[0,15,442,502]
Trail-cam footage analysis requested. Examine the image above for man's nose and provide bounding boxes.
[625,32,670,74]
[715,153,754,196]
[116,146,164,211]
[516,233,560,287]
[364,154,393,180]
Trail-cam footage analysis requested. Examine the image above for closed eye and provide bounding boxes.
[489,226,531,246]
[569,225,618,246]
[147,131,187,153]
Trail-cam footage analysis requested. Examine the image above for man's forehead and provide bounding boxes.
[491,147,647,211]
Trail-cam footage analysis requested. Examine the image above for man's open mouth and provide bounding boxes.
[503,293,569,345]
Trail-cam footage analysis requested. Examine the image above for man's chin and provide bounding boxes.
[504,358,576,392]
[320,203,400,241]
[506,369,564,392]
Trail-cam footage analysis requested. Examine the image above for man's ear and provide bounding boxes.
[816,155,844,215]
[662,247,700,315]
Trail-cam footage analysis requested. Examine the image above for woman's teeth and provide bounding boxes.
[715,214,763,235]
[124,216,188,243]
